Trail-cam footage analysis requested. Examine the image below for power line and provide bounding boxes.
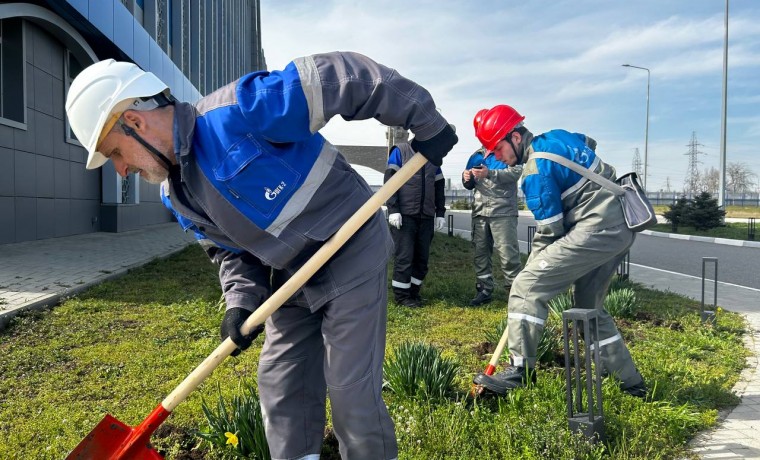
[632,148,643,177]
[684,131,706,193]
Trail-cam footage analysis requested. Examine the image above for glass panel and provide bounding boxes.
[0,18,25,124]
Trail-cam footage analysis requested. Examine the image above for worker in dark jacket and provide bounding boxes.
[66,52,457,460]
[385,137,446,307]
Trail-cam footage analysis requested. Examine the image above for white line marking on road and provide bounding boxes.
[629,262,760,293]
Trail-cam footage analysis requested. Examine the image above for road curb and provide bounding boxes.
[640,229,760,248]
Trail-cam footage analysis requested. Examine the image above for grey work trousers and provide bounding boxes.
[507,223,643,387]
[472,215,522,291]
[257,272,397,460]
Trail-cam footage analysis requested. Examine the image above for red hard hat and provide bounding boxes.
[473,109,488,134]
[475,105,525,151]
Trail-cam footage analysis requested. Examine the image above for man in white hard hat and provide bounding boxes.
[66,53,457,460]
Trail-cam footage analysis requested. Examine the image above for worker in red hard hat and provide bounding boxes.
[472,104,646,398]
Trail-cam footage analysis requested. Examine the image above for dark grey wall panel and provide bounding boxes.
[25,62,35,116]
[15,197,36,242]
[52,78,64,121]
[70,199,100,234]
[53,119,69,160]
[36,198,55,239]
[0,124,13,149]
[54,198,71,237]
[35,111,54,157]
[35,154,54,198]
[13,107,35,153]
[14,151,35,197]
[54,159,70,198]
[33,67,54,117]
[0,147,14,196]
[69,144,86,164]
[69,161,85,199]
[0,197,14,244]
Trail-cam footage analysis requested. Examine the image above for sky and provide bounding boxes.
[260,0,760,192]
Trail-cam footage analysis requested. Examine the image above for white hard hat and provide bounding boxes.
[65,59,169,169]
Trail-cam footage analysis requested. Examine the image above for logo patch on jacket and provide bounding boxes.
[265,181,287,201]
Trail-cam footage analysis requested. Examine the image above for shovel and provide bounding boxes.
[66,153,431,460]
[471,320,509,396]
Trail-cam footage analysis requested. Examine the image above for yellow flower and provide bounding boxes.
[717,307,723,314]
[225,431,239,447]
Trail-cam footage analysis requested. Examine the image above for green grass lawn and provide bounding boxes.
[653,205,760,219]
[651,223,753,241]
[0,238,748,459]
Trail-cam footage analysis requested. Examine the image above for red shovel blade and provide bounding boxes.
[66,405,170,460]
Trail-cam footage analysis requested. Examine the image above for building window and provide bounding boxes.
[0,18,26,127]
[64,50,83,144]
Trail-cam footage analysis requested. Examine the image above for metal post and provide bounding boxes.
[562,308,605,443]
[701,257,719,323]
[718,0,729,209]
[527,225,537,255]
[616,252,630,281]
[748,218,756,241]
[447,214,454,237]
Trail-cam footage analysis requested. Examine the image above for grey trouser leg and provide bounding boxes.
[574,247,643,387]
[507,224,642,386]
[258,272,397,460]
[472,215,495,292]
[489,216,522,288]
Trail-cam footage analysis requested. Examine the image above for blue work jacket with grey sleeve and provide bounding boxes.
[159,51,450,312]
[521,129,623,255]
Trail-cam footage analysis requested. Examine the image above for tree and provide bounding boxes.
[726,162,757,194]
[701,167,720,195]
[684,192,725,231]
[663,196,690,232]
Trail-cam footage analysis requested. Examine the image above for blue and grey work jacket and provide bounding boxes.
[385,143,445,218]
[160,51,449,312]
[521,129,625,256]
[462,148,521,218]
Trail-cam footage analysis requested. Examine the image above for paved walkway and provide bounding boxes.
[0,223,758,458]
[0,223,195,329]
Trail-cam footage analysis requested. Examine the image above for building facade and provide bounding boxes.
[0,0,266,244]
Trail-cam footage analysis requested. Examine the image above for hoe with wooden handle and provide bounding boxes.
[66,153,430,460]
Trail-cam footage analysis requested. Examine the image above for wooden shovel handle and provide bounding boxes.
[484,322,509,376]
[161,153,429,411]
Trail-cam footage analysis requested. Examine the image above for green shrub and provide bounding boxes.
[604,288,637,319]
[663,196,691,231]
[449,199,473,210]
[383,341,459,400]
[685,192,726,231]
[196,382,271,460]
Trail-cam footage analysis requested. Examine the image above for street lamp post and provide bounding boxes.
[622,64,650,191]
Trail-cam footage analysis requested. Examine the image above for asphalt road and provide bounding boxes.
[446,211,760,290]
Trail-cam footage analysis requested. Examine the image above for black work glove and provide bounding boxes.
[410,124,458,167]
[220,307,264,357]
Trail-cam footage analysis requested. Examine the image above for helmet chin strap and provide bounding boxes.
[507,134,523,165]
[118,120,174,171]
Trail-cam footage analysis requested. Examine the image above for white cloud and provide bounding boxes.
[260,0,760,190]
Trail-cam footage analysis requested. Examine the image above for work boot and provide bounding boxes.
[394,287,421,308]
[470,281,492,306]
[409,283,424,305]
[470,290,492,306]
[473,366,536,395]
[621,379,648,398]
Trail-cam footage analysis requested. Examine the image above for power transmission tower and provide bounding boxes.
[664,176,672,193]
[684,131,705,194]
[632,148,643,176]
